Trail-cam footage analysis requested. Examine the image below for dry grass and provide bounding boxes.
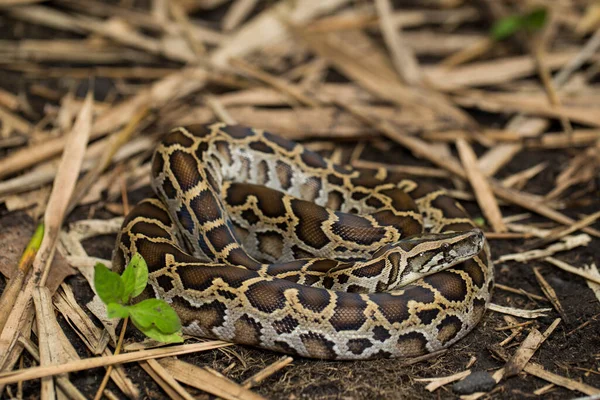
[0,0,599,399]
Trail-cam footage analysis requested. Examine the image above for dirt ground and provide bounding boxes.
[1,1,600,399]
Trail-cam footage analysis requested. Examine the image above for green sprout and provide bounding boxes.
[94,254,183,343]
[490,8,548,41]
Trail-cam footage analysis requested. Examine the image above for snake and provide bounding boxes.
[112,123,494,360]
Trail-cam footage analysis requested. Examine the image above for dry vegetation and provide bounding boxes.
[0,0,599,399]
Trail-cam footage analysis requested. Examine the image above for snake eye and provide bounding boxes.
[442,242,450,250]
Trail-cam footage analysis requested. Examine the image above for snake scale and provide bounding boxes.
[113,123,494,360]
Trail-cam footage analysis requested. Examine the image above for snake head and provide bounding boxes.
[378,229,485,290]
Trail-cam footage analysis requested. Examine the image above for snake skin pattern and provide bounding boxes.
[112,123,494,360]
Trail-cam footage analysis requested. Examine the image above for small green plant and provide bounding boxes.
[490,8,548,41]
[94,254,183,343]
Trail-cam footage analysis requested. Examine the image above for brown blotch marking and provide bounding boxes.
[291,199,330,249]
[304,259,337,273]
[372,210,421,237]
[326,190,344,211]
[365,196,384,209]
[387,252,401,284]
[194,141,209,159]
[130,221,171,239]
[333,164,351,174]
[267,260,307,275]
[372,326,391,342]
[376,293,410,324]
[396,331,428,357]
[214,140,232,164]
[300,149,327,169]
[226,247,261,270]
[161,176,179,200]
[221,124,254,139]
[303,275,320,286]
[372,243,394,259]
[249,140,275,154]
[176,205,196,234]
[194,300,228,330]
[461,258,485,288]
[379,188,418,213]
[296,287,332,313]
[352,259,386,278]
[190,189,222,225]
[272,315,300,334]
[227,183,287,219]
[240,208,260,225]
[263,130,297,151]
[272,341,299,356]
[216,289,236,300]
[327,174,344,186]
[409,285,436,304]
[329,294,368,331]
[425,271,468,302]
[351,191,368,201]
[275,160,293,190]
[257,231,284,260]
[234,314,263,346]
[183,124,212,138]
[151,153,165,178]
[135,240,193,273]
[347,284,368,293]
[163,129,195,147]
[112,249,127,274]
[180,264,257,290]
[300,332,337,359]
[431,194,468,219]
[205,169,220,192]
[283,275,300,284]
[372,350,393,358]
[347,338,373,355]
[322,276,334,289]
[232,223,249,242]
[471,297,487,323]
[291,245,314,259]
[336,274,349,285]
[156,275,175,292]
[417,308,440,325]
[350,173,381,188]
[169,150,203,192]
[332,213,386,245]
[167,296,205,326]
[299,177,322,202]
[205,225,236,252]
[436,315,463,345]
[125,200,171,227]
[256,160,269,184]
[245,280,291,313]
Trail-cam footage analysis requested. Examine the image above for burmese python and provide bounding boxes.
[113,123,493,360]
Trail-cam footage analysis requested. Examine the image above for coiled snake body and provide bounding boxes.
[113,123,493,360]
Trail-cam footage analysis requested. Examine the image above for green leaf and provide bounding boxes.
[107,303,130,319]
[473,217,486,227]
[120,253,149,302]
[491,14,524,41]
[132,321,184,343]
[128,298,181,334]
[522,8,547,31]
[94,263,124,305]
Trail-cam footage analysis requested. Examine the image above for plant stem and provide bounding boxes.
[93,317,129,400]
